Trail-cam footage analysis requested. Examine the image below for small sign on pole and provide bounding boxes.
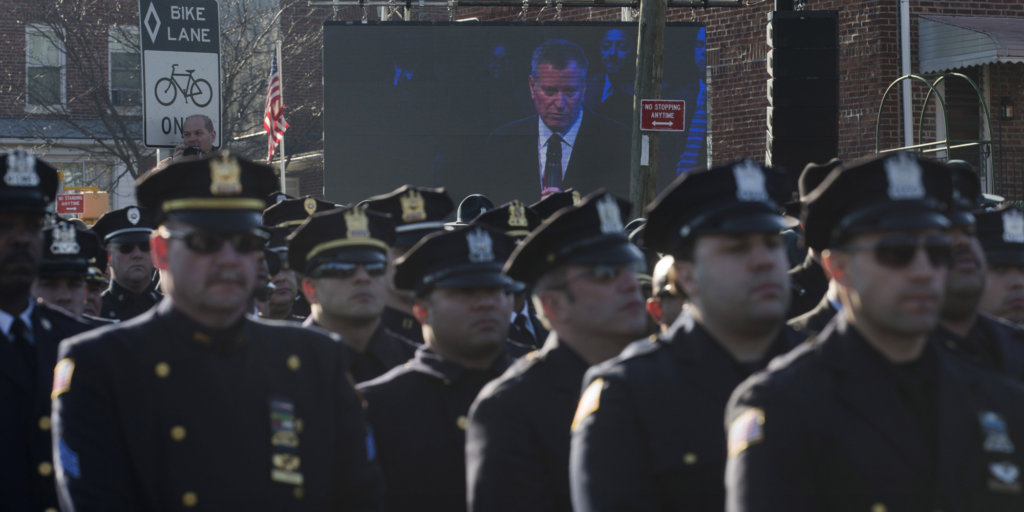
[640,99,686,131]
[139,0,221,148]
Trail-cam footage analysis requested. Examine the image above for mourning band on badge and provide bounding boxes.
[269,396,303,486]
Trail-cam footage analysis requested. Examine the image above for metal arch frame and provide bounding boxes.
[875,72,994,158]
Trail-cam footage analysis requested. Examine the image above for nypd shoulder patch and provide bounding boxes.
[571,378,605,432]
[728,407,765,457]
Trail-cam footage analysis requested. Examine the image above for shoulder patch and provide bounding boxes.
[571,378,604,432]
[728,407,765,457]
[51,358,75,400]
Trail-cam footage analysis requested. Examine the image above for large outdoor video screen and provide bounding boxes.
[323,22,706,206]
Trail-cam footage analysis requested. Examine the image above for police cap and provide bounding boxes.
[644,159,794,256]
[135,152,277,231]
[505,191,641,285]
[363,185,454,247]
[394,224,520,297]
[40,221,103,278]
[976,206,1024,267]
[91,206,156,245]
[0,150,59,213]
[471,200,541,242]
[803,152,953,253]
[287,205,396,275]
[529,188,581,220]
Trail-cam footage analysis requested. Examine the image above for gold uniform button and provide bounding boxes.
[39,416,51,431]
[443,379,452,386]
[38,462,53,476]
[155,362,171,378]
[871,504,887,512]
[294,419,304,434]
[293,487,305,500]
[456,415,469,430]
[45,508,58,512]
[182,491,198,507]
[683,452,698,465]
[287,355,301,371]
[171,425,187,441]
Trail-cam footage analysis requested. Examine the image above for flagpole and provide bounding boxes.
[276,41,287,194]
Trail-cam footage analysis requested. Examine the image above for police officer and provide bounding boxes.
[288,204,417,383]
[725,152,1024,511]
[933,164,1024,379]
[0,150,93,512]
[358,225,520,511]
[32,221,112,328]
[261,196,337,320]
[569,160,801,512]
[466,191,648,512]
[52,153,384,510]
[786,159,840,320]
[472,200,548,348]
[364,185,455,345]
[977,206,1024,325]
[91,205,161,320]
[79,226,108,319]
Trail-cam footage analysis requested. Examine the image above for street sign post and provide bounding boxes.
[139,0,221,148]
[56,194,85,215]
[640,99,686,131]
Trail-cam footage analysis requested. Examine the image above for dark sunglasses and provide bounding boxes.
[116,242,150,254]
[310,261,387,279]
[160,229,268,254]
[843,233,952,269]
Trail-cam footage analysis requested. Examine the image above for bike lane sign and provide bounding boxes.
[138,0,220,148]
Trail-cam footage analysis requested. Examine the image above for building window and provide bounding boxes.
[26,25,65,107]
[109,27,140,107]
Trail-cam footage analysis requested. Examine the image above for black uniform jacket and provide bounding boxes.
[100,278,161,321]
[358,346,510,512]
[786,294,838,339]
[466,334,589,512]
[1,301,92,512]
[380,306,424,345]
[303,316,418,384]
[570,308,802,512]
[52,299,384,511]
[725,315,1024,512]
[934,312,1024,381]
[786,253,828,320]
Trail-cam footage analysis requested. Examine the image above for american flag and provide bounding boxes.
[264,50,289,162]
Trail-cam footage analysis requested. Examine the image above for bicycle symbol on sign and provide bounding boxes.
[154,64,213,107]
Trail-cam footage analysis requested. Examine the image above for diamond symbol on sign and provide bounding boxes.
[144,2,161,44]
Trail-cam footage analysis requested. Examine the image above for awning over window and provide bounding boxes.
[919,15,1024,73]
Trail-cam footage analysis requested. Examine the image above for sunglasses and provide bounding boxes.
[116,242,150,254]
[160,229,268,254]
[310,261,387,279]
[565,260,647,285]
[843,234,953,269]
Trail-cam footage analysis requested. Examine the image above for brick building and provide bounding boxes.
[281,0,1023,199]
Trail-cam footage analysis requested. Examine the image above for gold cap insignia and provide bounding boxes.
[209,155,242,196]
[5,149,41,187]
[400,189,427,223]
[303,198,317,216]
[507,200,528,228]
[50,222,80,255]
[345,206,371,239]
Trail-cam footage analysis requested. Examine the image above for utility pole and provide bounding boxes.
[629,0,666,218]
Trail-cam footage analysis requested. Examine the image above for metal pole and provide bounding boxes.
[629,0,665,218]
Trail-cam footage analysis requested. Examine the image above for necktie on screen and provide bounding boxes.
[544,134,563,189]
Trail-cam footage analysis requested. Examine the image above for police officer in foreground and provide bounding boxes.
[466,191,648,512]
[569,160,801,512]
[725,152,1024,511]
[977,206,1024,325]
[933,165,1024,379]
[0,151,93,512]
[357,225,519,512]
[261,196,337,320]
[288,205,416,383]
[52,153,384,510]
[363,185,455,345]
[90,205,161,320]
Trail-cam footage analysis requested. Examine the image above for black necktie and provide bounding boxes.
[544,134,563,189]
[514,314,536,346]
[10,318,36,385]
